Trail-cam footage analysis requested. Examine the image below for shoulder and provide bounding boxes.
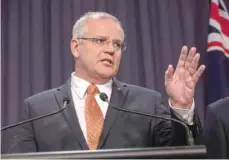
[209,97,229,111]
[119,81,161,97]
[208,97,229,120]
[25,79,70,104]
[24,80,69,104]
[25,88,59,105]
[117,81,166,112]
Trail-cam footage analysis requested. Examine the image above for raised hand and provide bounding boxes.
[165,46,206,109]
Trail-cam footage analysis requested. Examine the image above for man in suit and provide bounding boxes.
[9,11,206,153]
[204,97,229,158]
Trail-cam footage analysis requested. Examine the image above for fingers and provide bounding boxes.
[189,53,200,76]
[176,46,188,69]
[184,47,196,70]
[178,46,201,77]
[165,65,174,85]
[183,46,205,83]
[193,65,206,84]
[170,45,205,85]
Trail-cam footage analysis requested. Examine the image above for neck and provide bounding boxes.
[74,72,111,85]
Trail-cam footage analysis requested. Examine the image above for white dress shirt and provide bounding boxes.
[71,73,112,142]
[169,99,195,125]
[70,72,194,142]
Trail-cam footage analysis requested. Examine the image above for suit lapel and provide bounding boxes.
[98,79,129,148]
[54,79,89,150]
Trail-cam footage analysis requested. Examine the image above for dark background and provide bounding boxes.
[2,0,228,153]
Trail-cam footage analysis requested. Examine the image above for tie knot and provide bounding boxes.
[86,84,99,95]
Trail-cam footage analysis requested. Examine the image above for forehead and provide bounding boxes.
[85,19,123,40]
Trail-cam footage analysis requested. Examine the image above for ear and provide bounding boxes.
[71,38,80,58]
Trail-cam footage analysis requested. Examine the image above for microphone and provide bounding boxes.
[99,92,194,146]
[1,97,70,131]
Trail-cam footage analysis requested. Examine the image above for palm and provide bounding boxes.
[165,46,205,108]
[166,68,194,106]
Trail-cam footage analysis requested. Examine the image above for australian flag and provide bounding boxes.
[206,0,229,104]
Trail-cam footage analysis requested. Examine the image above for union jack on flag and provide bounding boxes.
[206,0,229,104]
[208,0,229,56]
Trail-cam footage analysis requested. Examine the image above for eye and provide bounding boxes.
[93,38,106,44]
[113,41,122,48]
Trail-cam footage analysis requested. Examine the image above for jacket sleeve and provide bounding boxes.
[9,100,38,153]
[152,95,203,146]
[170,109,203,146]
[204,105,227,158]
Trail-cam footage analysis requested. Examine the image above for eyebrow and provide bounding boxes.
[91,36,123,42]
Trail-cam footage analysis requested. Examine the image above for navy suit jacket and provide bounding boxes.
[204,97,229,158]
[9,79,202,153]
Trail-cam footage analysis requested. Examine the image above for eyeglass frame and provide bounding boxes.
[76,36,127,52]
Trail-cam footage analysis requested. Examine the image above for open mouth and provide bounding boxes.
[101,58,113,65]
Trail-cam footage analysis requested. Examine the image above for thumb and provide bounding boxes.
[165,65,174,85]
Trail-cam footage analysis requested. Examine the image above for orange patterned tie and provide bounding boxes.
[85,84,104,150]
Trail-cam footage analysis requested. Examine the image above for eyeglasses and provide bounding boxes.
[77,37,127,51]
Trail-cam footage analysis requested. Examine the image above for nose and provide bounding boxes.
[104,41,116,55]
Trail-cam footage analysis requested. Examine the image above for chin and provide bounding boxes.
[98,71,115,80]
[100,73,114,79]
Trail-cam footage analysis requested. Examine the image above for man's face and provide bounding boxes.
[71,18,124,84]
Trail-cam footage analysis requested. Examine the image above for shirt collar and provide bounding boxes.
[71,72,112,99]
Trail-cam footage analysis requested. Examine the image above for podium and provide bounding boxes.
[2,145,206,159]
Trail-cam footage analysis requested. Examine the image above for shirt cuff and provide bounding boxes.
[168,99,195,125]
